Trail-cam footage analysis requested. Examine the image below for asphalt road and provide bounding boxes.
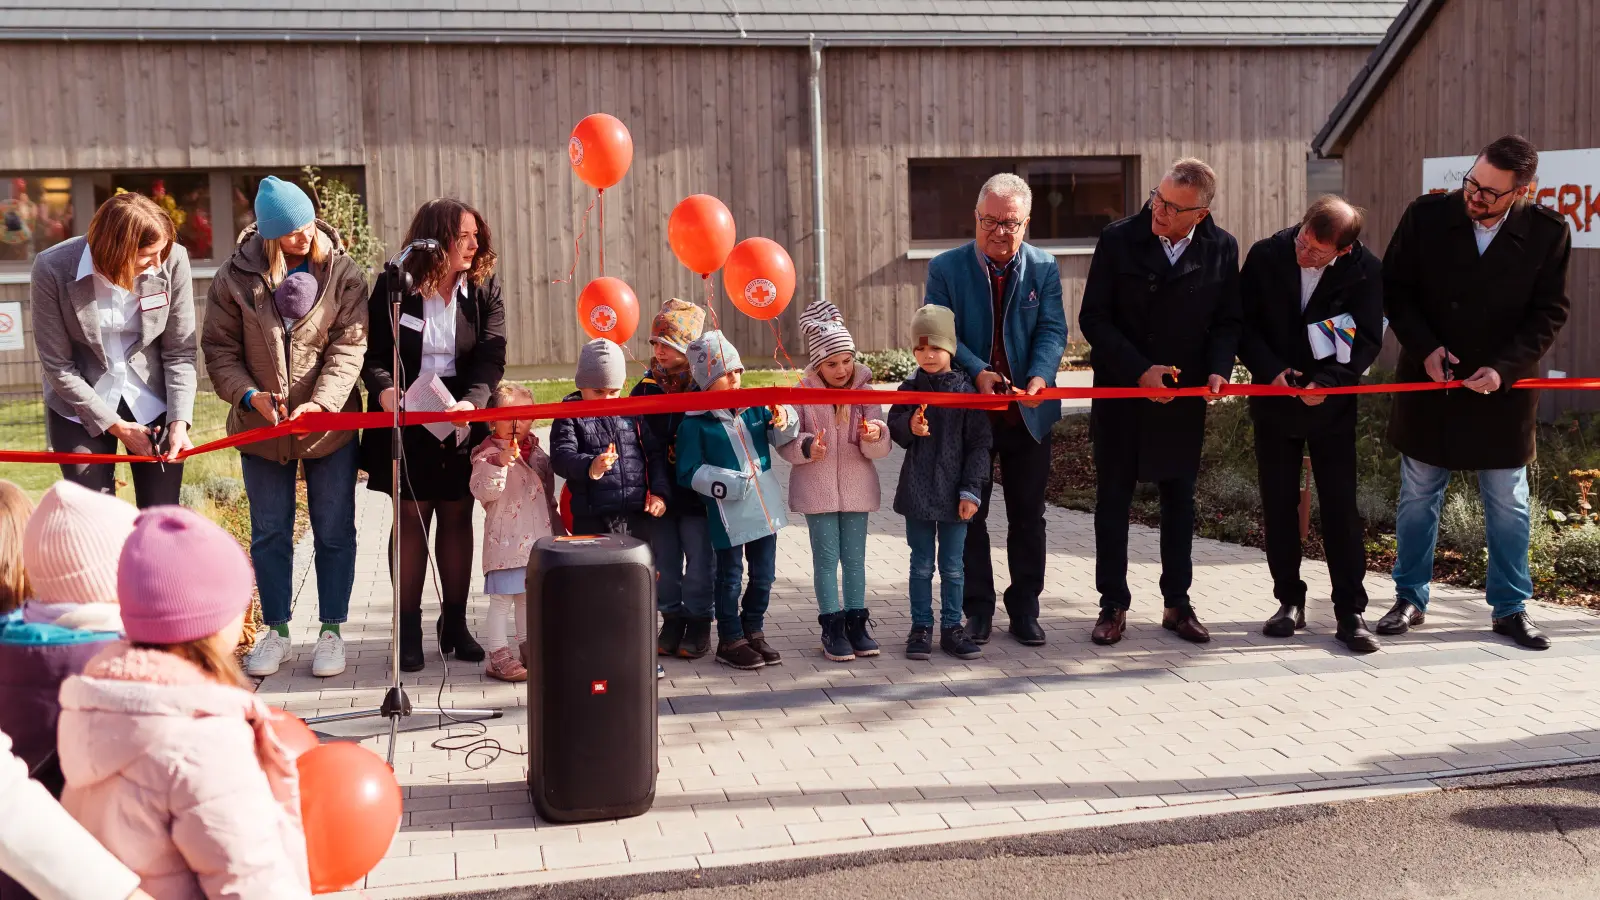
[440,766,1600,900]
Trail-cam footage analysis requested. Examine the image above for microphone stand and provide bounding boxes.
[308,245,501,766]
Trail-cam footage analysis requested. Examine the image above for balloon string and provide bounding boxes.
[703,273,722,331]
[597,189,606,276]
[551,192,599,286]
[769,320,795,372]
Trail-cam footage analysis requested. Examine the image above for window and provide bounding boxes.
[908,156,1137,246]
[0,176,76,263]
[91,173,214,262]
[231,169,367,241]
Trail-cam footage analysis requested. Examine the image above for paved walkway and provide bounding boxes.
[254,415,1600,898]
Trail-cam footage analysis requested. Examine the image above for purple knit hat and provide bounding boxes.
[118,506,254,645]
[273,272,319,320]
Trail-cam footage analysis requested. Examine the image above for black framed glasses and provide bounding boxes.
[1462,175,1520,204]
[1148,187,1207,217]
[1294,230,1340,265]
[976,213,1027,235]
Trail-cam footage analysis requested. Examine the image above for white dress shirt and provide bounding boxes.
[1473,215,1507,255]
[419,279,462,378]
[69,245,166,426]
[1300,255,1335,312]
[1159,224,1197,265]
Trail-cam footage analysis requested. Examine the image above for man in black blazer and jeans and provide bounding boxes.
[1238,197,1383,653]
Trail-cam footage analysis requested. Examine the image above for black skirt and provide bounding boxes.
[360,421,488,501]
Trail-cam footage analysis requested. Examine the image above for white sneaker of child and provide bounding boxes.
[311,631,347,678]
[245,630,291,677]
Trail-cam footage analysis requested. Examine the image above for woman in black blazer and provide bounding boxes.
[361,198,506,672]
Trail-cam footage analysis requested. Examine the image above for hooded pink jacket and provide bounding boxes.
[470,433,561,574]
[777,364,892,515]
[56,644,312,900]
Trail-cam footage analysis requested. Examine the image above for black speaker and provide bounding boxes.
[526,533,657,822]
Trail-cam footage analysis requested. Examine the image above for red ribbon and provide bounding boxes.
[8,378,1600,466]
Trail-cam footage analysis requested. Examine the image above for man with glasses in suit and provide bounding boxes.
[1379,134,1572,650]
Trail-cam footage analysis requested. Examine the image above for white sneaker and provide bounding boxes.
[245,630,291,677]
[311,631,347,678]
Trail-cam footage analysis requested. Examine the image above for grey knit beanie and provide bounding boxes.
[575,338,626,390]
[911,304,958,356]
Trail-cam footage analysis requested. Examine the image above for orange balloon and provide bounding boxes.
[577,276,640,344]
[668,195,737,275]
[568,114,633,190]
[300,742,403,894]
[723,237,796,321]
[266,707,319,758]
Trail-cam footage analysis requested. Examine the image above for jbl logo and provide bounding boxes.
[591,680,608,695]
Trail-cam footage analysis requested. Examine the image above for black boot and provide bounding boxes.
[1335,613,1381,654]
[1262,603,1305,638]
[437,605,486,663]
[658,616,686,657]
[679,618,713,660]
[941,624,983,660]
[400,610,425,673]
[818,612,855,662]
[966,613,993,645]
[844,608,880,657]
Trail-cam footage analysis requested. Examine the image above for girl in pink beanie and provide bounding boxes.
[57,506,312,900]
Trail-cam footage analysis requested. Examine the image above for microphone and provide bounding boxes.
[390,239,442,266]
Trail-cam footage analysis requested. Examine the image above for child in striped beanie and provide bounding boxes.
[777,300,891,663]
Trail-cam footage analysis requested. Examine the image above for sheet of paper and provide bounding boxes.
[404,372,467,443]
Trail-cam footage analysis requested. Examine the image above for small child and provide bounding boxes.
[551,339,672,537]
[778,300,891,662]
[471,382,561,683]
[58,506,312,899]
[631,299,718,660]
[887,304,993,661]
[676,330,800,670]
[0,481,138,798]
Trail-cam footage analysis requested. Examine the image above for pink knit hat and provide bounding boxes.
[118,506,254,645]
[23,480,140,606]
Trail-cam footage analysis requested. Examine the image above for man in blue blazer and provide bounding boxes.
[923,173,1069,647]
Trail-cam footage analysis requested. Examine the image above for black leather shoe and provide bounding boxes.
[1375,599,1425,635]
[966,614,993,645]
[1009,617,1046,646]
[437,605,486,663]
[1492,612,1550,650]
[1262,603,1305,638]
[1335,614,1381,654]
[399,610,425,673]
[658,616,686,657]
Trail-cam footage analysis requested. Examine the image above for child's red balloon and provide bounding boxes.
[668,195,737,275]
[568,114,633,190]
[300,742,403,894]
[724,238,796,321]
[559,483,574,534]
[265,707,319,758]
[577,276,640,344]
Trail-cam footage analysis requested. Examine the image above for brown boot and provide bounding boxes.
[715,638,766,670]
[678,618,712,659]
[1162,606,1211,643]
[746,631,782,665]
[1091,609,1126,646]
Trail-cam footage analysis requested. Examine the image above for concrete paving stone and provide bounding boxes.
[787,817,872,844]
[364,852,456,888]
[540,839,630,870]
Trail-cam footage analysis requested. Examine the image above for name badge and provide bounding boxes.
[138,292,168,311]
[399,313,425,332]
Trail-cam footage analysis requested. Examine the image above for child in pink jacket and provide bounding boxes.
[470,382,562,683]
[779,300,892,662]
[57,506,311,900]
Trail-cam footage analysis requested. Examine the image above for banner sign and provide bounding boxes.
[1423,148,1600,248]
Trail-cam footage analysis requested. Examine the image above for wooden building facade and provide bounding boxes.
[0,2,1399,387]
[1314,0,1600,405]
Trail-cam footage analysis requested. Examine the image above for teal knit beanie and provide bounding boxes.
[254,176,316,240]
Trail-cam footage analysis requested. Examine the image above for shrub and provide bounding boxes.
[204,476,246,506]
[1554,524,1600,592]
[857,349,916,383]
[304,166,384,272]
[179,484,207,510]
[1199,467,1259,515]
[1356,480,1396,532]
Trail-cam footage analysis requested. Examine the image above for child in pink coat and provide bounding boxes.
[779,300,892,662]
[57,506,311,900]
[470,382,562,683]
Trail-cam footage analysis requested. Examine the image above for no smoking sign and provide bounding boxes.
[0,302,21,352]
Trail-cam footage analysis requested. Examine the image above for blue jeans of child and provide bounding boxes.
[239,440,359,626]
[906,519,968,629]
[1393,455,1532,619]
[714,534,777,642]
[652,513,716,620]
[806,512,869,615]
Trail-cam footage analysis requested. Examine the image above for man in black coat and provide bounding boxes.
[1078,158,1241,646]
[1379,134,1572,650]
[1238,196,1383,653]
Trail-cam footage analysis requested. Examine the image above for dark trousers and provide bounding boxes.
[962,417,1052,624]
[1094,459,1198,611]
[1254,419,1368,616]
[45,404,183,508]
[572,511,651,539]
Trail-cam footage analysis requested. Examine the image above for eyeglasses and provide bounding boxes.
[976,214,1027,236]
[1294,231,1340,265]
[1462,175,1520,204]
[1148,187,1208,218]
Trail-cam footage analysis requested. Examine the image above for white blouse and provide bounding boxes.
[69,244,166,426]
[420,279,462,378]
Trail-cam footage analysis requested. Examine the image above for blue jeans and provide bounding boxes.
[806,512,869,615]
[713,534,777,642]
[240,440,359,626]
[1393,455,1531,619]
[906,518,968,629]
[652,514,715,620]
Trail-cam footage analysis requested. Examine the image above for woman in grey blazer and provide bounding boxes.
[31,193,197,507]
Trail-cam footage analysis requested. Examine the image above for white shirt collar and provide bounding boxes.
[1474,215,1507,237]
[1160,224,1197,250]
[77,243,156,288]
